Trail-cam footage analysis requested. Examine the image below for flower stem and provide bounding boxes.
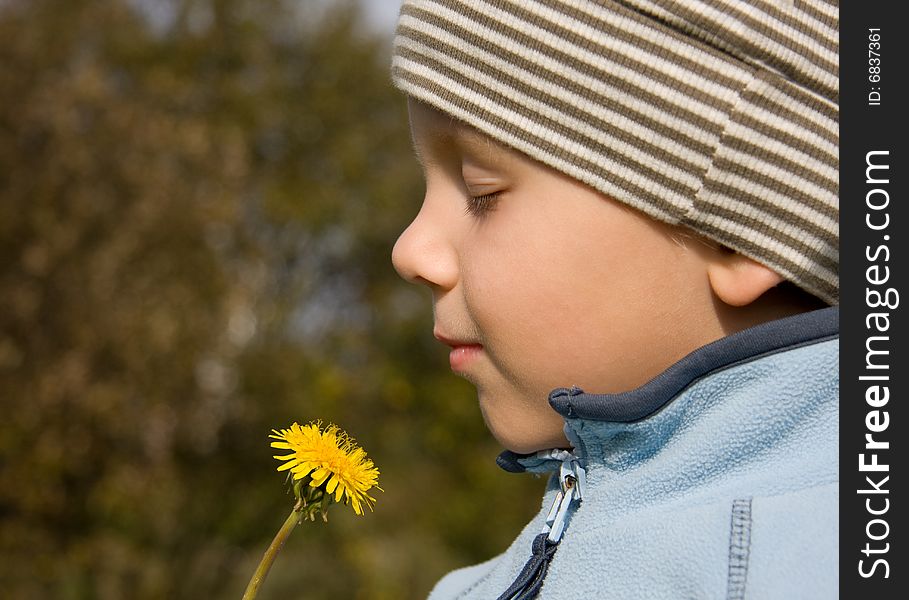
[241,506,301,600]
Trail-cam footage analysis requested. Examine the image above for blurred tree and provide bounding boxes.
[0,0,544,598]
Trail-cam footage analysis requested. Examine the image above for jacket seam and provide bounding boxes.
[726,497,753,600]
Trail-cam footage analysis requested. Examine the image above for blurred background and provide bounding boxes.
[0,0,545,597]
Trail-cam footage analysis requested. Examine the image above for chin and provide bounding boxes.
[477,393,571,454]
[488,422,570,455]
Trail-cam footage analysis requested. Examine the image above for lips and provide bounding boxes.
[447,344,483,371]
[433,330,477,348]
[434,330,483,372]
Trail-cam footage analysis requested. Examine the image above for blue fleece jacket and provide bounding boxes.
[428,307,839,599]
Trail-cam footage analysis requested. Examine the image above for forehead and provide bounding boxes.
[407,99,507,164]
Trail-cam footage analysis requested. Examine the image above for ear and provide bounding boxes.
[707,253,785,307]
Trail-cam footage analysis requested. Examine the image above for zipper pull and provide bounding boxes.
[541,452,585,543]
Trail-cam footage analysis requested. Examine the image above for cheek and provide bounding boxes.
[459,175,712,388]
[463,244,556,336]
[462,204,698,389]
[462,233,604,383]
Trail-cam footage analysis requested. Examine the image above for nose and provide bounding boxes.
[392,198,459,291]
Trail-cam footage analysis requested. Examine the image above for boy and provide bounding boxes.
[390,1,838,598]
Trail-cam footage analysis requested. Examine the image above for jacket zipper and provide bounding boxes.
[494,450,586,600]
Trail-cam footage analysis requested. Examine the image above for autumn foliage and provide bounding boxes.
[0,0,543,598]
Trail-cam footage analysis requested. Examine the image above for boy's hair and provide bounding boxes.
[391,0,839,305]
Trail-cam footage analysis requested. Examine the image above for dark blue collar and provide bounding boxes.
[549,306,838,423]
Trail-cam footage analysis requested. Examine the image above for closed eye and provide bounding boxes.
[465,191,501,219]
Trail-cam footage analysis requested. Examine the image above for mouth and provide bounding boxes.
[433,330,484,373]
[447,344,483,372]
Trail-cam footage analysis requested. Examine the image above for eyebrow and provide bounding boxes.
[457,129,499,162]
[411,121,502,167]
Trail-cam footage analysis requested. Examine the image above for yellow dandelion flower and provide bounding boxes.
[270,421,381,516]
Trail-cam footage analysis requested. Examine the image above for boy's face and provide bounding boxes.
[393,100,728,454]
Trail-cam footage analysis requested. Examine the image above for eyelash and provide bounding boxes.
[465,192,501,218]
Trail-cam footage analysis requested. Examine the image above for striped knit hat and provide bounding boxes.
[391,0,839,305]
